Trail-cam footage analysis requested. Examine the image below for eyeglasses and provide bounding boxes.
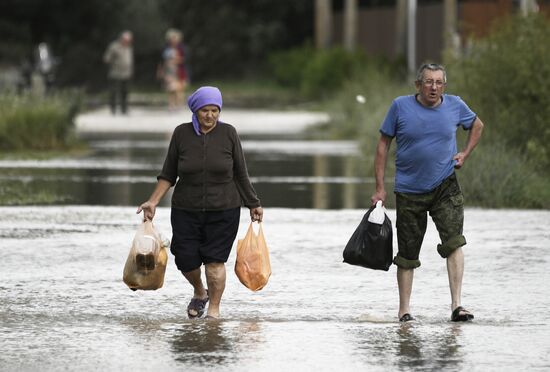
[422,80,446,87]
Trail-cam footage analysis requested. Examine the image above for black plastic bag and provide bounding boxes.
[343,202,393,271]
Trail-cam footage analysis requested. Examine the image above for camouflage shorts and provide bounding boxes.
[393,173,466,269]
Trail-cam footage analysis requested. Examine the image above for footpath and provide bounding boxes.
[75,107,330,135]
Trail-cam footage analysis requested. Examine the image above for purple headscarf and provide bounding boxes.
[187,86,223,136]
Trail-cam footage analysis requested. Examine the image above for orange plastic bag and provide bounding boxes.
[123,220,168,291]
[235,222,271,291]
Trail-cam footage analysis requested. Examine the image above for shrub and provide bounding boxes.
[268,46,369,98]
[456,138,549,209]
[0,92,81,151]
[300,47,367,98]
[268,46,315,89]
[322,54,549,208]
[324,64,409,141]
[446,13,550,172]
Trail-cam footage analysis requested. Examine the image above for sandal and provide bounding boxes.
[399,313,415,322]
[187,293,209,319]
[451,306,474,322]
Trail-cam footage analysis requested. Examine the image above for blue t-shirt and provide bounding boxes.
[380,94,476,194]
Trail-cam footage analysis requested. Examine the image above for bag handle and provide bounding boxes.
[247,221,263,234]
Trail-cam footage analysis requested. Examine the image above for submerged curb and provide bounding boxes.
[75,107,330,135]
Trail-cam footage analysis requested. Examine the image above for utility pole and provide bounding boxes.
[315,0,333,49]
[343,0,358,51]
[443,0,459,56]
[520,0,539,16]
[395,0,407,57]
[407,0,417,74]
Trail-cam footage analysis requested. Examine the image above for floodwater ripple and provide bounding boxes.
[0,206,549,371]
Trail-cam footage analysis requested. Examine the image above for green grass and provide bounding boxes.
[0,182,68,205]
[0,92,82,152]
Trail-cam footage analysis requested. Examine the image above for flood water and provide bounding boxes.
[1,113,550,370]
[1,206,549,371]
[0,130,373,209]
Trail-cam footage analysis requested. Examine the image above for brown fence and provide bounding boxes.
[332,0,549,66]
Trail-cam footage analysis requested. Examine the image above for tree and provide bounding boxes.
[158,0,313,80]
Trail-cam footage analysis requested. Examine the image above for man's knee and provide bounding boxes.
[437,234,466,258]
[393,255,421,269]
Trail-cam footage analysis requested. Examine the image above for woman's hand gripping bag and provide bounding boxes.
[123,220,169,291]
[343,201,393,271]
[235,223,271,291]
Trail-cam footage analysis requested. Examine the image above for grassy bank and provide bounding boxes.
[0,92,85,205]
[0,92,82,152]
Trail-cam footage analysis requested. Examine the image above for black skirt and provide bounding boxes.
[170,207,241,272]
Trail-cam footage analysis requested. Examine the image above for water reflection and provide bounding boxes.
[395,323,463,370]
[348,323,464,370]
[396,324,424,367]
[0,132,391,209]
[170,320,263,367]
[171,322,235,366]
[313,154,329,209]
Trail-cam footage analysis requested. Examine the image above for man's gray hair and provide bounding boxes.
[416,63,447,83]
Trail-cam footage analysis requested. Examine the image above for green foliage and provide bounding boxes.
[0,181,64,205]
[321,41,550,208]
[268,46,316,89]
[0,0,312,88]
[456,138,549,209]
[269,47,375,98]
[158,0,313,81]
[445,13,550,172]
[322,63,409,140]
[302,48,369,98]
[0,92,81,151]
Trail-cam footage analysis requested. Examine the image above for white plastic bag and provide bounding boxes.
[367,200,386,224]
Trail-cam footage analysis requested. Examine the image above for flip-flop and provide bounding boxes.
[399,313,415,322]
[187,294,209,319]
[451,306,474,322]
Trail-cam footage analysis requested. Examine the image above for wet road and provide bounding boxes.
[0,206,549,371]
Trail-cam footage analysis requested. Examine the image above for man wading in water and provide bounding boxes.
[370,63,484,322]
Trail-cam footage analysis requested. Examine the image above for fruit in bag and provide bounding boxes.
[123,220,168,291]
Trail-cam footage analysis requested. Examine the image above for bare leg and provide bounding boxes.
[397,267,414,319]
[182,268,208,317]
[173,82,184,108]
[447,247,464,311]
[175,90,182,109]
[168,91,176,110]
[205,262,226,318]
[179,81,186,105]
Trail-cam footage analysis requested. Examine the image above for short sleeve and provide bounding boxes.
[457,96,477,129]
[380,100,399,137]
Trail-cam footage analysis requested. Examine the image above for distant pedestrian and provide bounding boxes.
[34,42,56,93]
[103,31,133,115]
[371,63,484,323]
[157,29,187,110]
